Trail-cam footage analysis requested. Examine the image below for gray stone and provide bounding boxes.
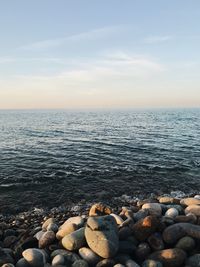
[47,223,58,233]
[175,236,195,251]
[52,255,66,266]
[126,259,140,267]
[96,259,115,267]
[163,223,200,244]
[79,247,102,265]
[142,203,162,217]
[72,260,89,267]
[0,248,14,265]
[186,254,200,267]
[165,208,179,218]
[62,227,86,251]
[16,258,30,267]
[22,248,46,267]
[85,215,119,258]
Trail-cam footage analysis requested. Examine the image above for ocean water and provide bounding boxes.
[0,108,200,212]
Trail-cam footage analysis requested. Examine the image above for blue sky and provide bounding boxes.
[0,1,200,108]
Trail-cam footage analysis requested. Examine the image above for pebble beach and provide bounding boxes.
[1,194,200,267]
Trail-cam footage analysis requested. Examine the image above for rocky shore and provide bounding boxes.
[1,194,200,267]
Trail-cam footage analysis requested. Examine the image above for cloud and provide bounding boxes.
[21,25,124,50]
[144,35,173,44]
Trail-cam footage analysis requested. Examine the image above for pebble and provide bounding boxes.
[180,197,200,206]
[110,213,124,225]
[185,204,200,216]
[39,230,56,248]
[148,248,186,267]
[62,227,86,251]
[186,254,200,267]
[164,208,179,218]
[142,260,163,267]
[89,203,112,216]
[22,248,46,267]
[72,259,89,267]
[147,233,164,250]
[52,254,66,266]
[85,215,119,258]
[175,236,195,251]
[42,218,55,230]
[163,222,200,244]
[96,259,115,267]
[56,216,84,240]
[79,247,101,265]
[142,203,162,217]
[132,216,159,241]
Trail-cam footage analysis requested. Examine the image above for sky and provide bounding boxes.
[0,0,200,109]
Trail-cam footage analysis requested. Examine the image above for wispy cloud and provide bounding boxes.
[21,25,124,50]
[144,35,173,44]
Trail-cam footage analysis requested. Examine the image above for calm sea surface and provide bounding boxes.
[0,108,200,212]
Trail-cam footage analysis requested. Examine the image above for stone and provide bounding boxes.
[119,226,132,240]
[158,197,179,205]
[16,258,30,267]
[142,260,163,267]
[132,216,159,241]
[47,223,58,232]
[72,260,89,267]
[3,235,18,247]
[62,227,86,251]
[147,233,164,250]
[0,248,14,265]
[180,197,200,206]
[39,230,56,248]
[56,216,85,240]
[85,215,119,258]
[118,240,136,254]
[175,236,195,251]
[174,214,197,224]
[52,255,66,266]
[34,230,45,241]
[51,249,81,263]
[110,213,124,225]
[133,209,149,222]
[1,264,15,267]
[149,248,186,267]
[96,259,116,267]
[142,203,162,217]
[135,242,151,261]
[166,205,183,214]
[22,248,46,267]
[89,203,112,216]
[165,208,179,218]
[186,254,200,267]
[163,223,200,244]
[126,259,140,267]
[79,247,101,265]
[185,205,200,216]
[42,218,55,230]
[113,265,125,267]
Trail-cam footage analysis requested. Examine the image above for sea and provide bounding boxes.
[0,108,200,212]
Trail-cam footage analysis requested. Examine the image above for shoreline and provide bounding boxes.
[1,193,200,266]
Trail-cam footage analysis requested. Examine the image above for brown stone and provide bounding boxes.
[131,216,159,241]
